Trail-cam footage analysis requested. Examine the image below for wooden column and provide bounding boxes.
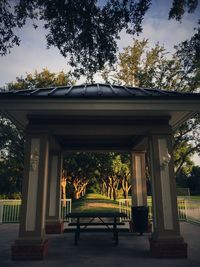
[131,151,149,234]
[11,133,49,260]
[149,132,187,258]
[45,152,63,234]
[131,151,147,207]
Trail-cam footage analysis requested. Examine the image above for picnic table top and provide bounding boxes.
[65,212,127,218]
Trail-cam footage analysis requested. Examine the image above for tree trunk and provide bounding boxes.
[109,187,112,199]
[123,190,128,200]
[61,176,67,207]
[121,174,131,200]
[113,188,117,200]
[74,191,79,199]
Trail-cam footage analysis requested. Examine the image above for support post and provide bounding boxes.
[149,132,187,258]
[131,151,147,207]
[131,151,149,233]
[11,134,49,260]
[45,152,64,234]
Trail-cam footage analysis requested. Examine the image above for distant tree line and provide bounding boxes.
[63,152,131,200]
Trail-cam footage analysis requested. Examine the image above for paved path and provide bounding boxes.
[0,222,200,267]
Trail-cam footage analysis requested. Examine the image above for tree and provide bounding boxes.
[104,36,199,92]
[0,69,74,196]
[95,153,121,200]
[94,153,132,200]
[93,153,113,197]
[101,34,200,178]
[7,68,75,90]
[63,152,99,199]
[173,118,200,177]
[168,0,199,21]
[111,154,131,199]
[187,166,200,194]
[172,24,200,175]
[63,152,132,201]
[115,39,167,88]
[0,115,24,196]
[1,1,198,80]
[175,21,200,92]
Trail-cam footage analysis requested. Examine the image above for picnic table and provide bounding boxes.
[66,212,127,245]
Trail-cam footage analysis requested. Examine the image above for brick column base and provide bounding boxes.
[11,239,49,260]
[45,221,64,234]
[149,238,187,258]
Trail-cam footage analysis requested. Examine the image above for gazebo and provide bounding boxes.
[0,84,200,260]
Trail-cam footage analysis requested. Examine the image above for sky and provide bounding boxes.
[0,0,199,165]
[0,0,199,87]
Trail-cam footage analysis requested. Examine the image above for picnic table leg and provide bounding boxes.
[75,217,80,245]
[113,217,118,245]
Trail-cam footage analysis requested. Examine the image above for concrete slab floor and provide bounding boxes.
[0,222,200,267]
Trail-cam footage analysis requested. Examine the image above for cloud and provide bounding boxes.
[0,22,71,87]
[142,17,197,50]
[117,16,198,54]
[0,4,199,87]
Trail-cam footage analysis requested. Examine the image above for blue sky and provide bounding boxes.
[0,0,199,87]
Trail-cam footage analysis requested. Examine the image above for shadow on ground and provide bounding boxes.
[0,222,200,267]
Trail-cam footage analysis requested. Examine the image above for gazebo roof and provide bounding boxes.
[0,83,200,131]
[0,83,199,99]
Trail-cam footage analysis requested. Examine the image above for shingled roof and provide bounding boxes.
[0,83,199,99]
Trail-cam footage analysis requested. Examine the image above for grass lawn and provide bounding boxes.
[72,193,119,213]
[189,196,200,200]
[72,193,200,214]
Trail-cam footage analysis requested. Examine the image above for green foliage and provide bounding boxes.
[0,115,24,195]
[0,68,74,196]
[87,181,101,194]
[0,0,151,80]
[1,1,198,79]
[116,39,167,87]
[111,154,131,199]
[172,23,200,177]
[175,21,200,92]
[63,152,131,200]
[7,68,75,90]
[0,194,8,199]
[64,152,99,179]
[103,36,199,92]
[63,152,100,199]
[168,0,198,21]
[101,32,200,178]
[0,192,21,199]
[173,118,200,177]
[188,166,200,195]
[176,170,188,189]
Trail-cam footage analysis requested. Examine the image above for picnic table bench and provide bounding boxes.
[66,212,127,245]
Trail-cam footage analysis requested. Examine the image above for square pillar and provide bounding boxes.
[11,134,49,260]
[131,151,147,207]
[149,132,187,258]
[131,151,149,233]
[46,152,64,234]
